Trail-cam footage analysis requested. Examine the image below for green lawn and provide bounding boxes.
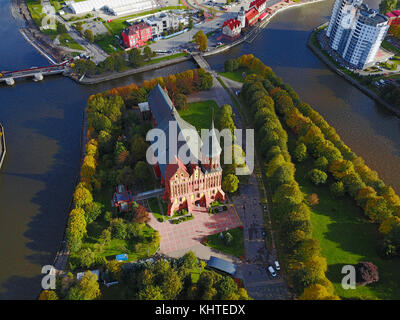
[205,227,244,258]
[382,39,400,56]
[59,33,85,51]
[26,0,44,27]
[179,100,219,131]
[286,131,400,300]
[218,67,250,83]
[148,197,171,221]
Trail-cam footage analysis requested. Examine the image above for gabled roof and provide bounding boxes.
[123,22,150,36]
[250,0,266,10]
[147,84,203,179]
[222,18,241,30]
[245,7,259,21]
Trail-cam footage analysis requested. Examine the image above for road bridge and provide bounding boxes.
[0,60,70,86]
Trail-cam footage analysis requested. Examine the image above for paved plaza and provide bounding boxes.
[148,206,242,254]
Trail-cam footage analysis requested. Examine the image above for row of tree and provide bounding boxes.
[73,46,156,76]
[270,84,400,259]
[379,0,400,13]
[239,54,339,300]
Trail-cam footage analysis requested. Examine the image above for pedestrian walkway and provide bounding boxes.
[147,206,242,254]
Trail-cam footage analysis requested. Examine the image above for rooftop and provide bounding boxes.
[207,256,237,276]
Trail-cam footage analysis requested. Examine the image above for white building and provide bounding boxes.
[67,0,157,16]
[326,0,389,69]
[142,12,188,38]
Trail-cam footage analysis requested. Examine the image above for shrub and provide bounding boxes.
[330,181,345,197]
[308,169,327,186]
[314,156,329,171]
[224,232,233,246]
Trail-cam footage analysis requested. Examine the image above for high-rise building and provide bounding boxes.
[326,0,389,69]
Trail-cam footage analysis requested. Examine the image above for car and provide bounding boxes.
[268,266,277,277]
[274,261,280,271]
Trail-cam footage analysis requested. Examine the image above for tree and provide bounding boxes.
[128,48,144,68]
[182,251,199,269]
[193,30,207,52]
[78,248,97,268]
[314,156,328,171]
[308,169,327,186]
[299,284,339,300]
[74,185,93,208]
[188,16,194,30]
[294,143,307,162]
[84,29,95,43]
[133,161,150,183]
[222,174,239,193]
[174,93,188,110]
[134,205,150,224]
[110,218,128,240]
[131,134,148,162]
[379,0,397,13]
[83,201,103,224]
[39,290,59,300]
[56,22,67,34]
[138,285,164,300]
[99,228,112,246]
[330,181,345,197]
[143,46,155,61]
[116,166,135,186]
[354,262,379,286]
[68,271,101,300]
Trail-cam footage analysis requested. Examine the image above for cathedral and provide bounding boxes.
[147,84,225,216]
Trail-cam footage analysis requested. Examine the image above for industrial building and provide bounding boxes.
[67,0,157,16]
[326,0,389,69]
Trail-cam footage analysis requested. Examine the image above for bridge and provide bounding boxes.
[191,53,211,71]
[0,60,70,86]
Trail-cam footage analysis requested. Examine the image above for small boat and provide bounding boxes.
[0,124,6,170]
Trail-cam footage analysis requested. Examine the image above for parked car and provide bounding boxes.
[268,266,277,277]
[274,261,280,271]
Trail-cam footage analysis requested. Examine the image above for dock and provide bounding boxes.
[0,124,6,170]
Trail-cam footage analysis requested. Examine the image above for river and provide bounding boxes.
[0,0,399,299]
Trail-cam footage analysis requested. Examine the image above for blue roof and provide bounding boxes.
[207,256,237,276]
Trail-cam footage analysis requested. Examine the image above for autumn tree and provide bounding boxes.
[354,262,379,286]
[68,271,101,300]
[193,30,207,52]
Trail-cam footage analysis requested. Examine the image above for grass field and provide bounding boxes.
[205,227,244,258]
[148,197,171,221]
[286,131,400,300]
[179,100,219,131]
[59,33,85,51]
[218,67,250,83]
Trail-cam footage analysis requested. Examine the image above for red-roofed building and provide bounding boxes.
[258,12,268,21]
[245,7,259,26]
[386,10,400,25]
[122,22,152,49]
[222,19,242,40]
[250,0,267,13]
[147,85,226,216]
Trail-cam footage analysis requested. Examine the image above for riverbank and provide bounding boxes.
[307,28,400,118]
[0,124,6,170]
[77,55,192,84]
